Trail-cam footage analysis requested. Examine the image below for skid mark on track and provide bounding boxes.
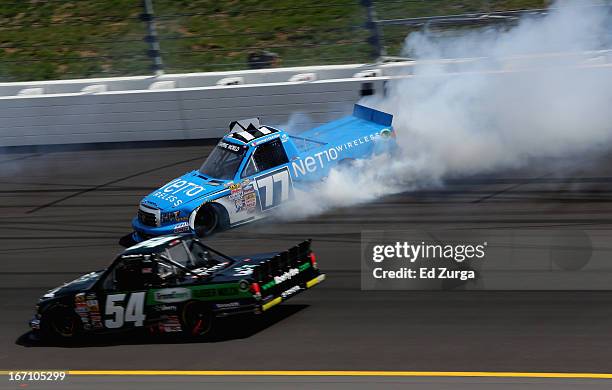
[0,153,44,166]
[26,156,203,214]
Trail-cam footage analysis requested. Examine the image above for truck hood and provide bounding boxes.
[141,171,229,211]
[41,270,104,300]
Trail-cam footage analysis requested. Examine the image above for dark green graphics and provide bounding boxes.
[147,283,251,305]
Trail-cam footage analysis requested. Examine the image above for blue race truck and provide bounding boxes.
[131,104,395,242]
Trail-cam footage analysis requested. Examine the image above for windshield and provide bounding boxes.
[166,243,191,268]
[166,239,229,271]
[199,141,246,180]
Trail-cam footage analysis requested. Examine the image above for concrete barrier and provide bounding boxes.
[1,49,610,147]
[0,76,388,147]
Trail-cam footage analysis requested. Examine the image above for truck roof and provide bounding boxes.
[121,234,187,256]
[225,126,280,144]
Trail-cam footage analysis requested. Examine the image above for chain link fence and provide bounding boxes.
[0,0,560,81]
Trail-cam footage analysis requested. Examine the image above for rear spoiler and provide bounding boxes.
[251,239,312,283]
[353,104,393,127]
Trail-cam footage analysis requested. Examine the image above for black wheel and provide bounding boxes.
[41,305,81,340]
[194,204,228,237]
[181,301,213,337]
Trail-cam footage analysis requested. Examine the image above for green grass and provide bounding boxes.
[0,0,548,81]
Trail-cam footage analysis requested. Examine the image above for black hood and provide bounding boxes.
[40,271,104,300]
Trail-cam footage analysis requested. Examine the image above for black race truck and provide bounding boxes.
[29,234,324,339]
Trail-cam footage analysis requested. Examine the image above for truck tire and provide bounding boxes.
[41,304,81,341]
[181,301,213,337]
[194,203,228,237]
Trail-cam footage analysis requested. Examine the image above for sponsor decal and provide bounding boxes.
[152,304,177,312]
[218,141,242,152]
[158,315,182,333]
[161,210,188,224]
[274,268,299,284]
[173,221,190,233]
[154,287,192,303]
[233,265,257,277]
[228,182,244,212]
[291,132,381,177]
[281,285,302,298]
[86,292,103,329]
[86,300,99,311]
[251,133,280,146]
[142,200,158,208]
[152,178,207,207]
[214,302,241,309]
[243,193,257,213]
[192,262,229,276]
[228,180,258,213]
[74,292,102,330]
[159,283,251,301]
[151,192,183,208]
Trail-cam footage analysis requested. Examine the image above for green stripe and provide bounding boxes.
[146,283,250,305]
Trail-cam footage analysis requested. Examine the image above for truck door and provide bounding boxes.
[241,138,293,211]
[96,257,153,331]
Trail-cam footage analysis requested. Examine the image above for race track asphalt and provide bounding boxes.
[1,144,612,387]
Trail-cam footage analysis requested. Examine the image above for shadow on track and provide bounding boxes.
[15,304,307,348]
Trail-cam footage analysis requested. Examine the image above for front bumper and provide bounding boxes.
[131,217,192,242]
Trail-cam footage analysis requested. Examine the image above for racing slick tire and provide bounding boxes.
[181,301,213,338]
[194,203,229,237]
[40,304,82,341]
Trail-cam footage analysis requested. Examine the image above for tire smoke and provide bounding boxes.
[277,0,612,220]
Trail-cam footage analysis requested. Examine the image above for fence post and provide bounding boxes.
[141,0,164,75]
[361,0,386,60]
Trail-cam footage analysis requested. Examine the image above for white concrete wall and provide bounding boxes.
[1,49,609,147]
[0,77,388,147]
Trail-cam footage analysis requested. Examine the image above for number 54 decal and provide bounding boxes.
[104,292,146,329]
[255,168,292,211]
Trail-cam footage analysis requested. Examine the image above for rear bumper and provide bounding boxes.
[261,273,326,312]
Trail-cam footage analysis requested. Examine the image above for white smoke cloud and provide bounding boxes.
[276,0,612,220]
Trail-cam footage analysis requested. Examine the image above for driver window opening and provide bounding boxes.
[102,256,183,291]
[242,138,288,177]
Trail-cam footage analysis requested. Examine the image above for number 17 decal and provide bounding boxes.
[255,168,293,211]
[104,292,146,329]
